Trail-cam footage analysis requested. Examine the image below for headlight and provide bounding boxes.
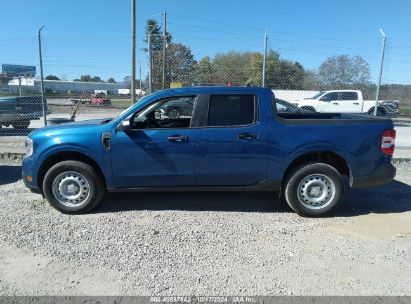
[25,138,33,157]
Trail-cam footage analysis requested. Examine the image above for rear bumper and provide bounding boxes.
[352,163,396,189]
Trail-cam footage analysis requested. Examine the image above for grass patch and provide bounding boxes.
[400,107,411,117]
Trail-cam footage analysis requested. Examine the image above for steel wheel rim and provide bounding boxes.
[168,109,180,119]
[297,174,336,210]
[51,171,90,208]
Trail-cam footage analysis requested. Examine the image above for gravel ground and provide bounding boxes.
[0,161,410,296]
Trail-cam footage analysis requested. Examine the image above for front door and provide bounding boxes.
[196,94,268,186]
[110,95,198,188]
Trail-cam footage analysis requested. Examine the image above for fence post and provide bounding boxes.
[374,28,387,116]
[38,25,47,127]
[130,0,136,104]
[262,32,268,87]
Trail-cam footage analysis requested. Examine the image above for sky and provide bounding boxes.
[1,0,410,84]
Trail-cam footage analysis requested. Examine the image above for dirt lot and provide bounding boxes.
[0,161,410,296]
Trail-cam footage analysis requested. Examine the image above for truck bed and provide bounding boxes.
[277,112,392,125]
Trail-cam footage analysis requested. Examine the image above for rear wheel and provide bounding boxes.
[284,162,345,217]
[12,120,30,130]
[42,160,105,214]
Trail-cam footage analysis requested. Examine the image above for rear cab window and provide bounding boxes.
[207,94,256,127]
[339,92,358,101]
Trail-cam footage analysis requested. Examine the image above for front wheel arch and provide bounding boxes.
[37,151,107,191]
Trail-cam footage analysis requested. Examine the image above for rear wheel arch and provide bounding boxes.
[281,150,351,189]
[37,151,107,190]
[300,106,316,113]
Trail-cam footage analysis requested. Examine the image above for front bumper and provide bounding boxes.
[352,163,396,189]
[22,157,42,194]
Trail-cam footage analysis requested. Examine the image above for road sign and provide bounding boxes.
[2,64,36,77]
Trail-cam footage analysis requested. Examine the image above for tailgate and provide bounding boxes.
[16,96,47,114]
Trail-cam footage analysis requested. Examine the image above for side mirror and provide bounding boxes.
[117,119,131,132]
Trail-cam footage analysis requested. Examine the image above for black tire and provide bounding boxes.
[300,106,316,113]
[12,120,30,130]
[284,162,345,217]
[42,160,105,214]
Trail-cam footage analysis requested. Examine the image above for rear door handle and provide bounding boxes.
[333,102,339,105]
[238,133,258,140]
[167,135,189,142]
[353,102,360,105]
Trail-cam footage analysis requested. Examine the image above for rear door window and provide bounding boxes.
[339,92,358,101]
[207,94,256,127]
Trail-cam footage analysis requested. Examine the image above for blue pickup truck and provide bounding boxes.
[22,87,396,217]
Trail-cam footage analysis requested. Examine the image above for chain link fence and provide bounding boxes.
[1,18,411,145]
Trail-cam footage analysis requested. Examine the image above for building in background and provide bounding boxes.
[7,78,129,95]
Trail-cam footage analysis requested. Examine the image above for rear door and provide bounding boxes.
[337,91,361,113]
[196,93,268,186]
[318,92,339,112]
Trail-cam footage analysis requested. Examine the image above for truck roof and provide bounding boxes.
[152,86,272,95]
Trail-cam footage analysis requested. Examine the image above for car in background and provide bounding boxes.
[72,93,111,106]
[379,100,400,118]
[294,90,397,117]
[90,93,111,106]
[0,96,47,130]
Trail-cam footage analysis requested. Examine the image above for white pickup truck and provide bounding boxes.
[294,90,399,117]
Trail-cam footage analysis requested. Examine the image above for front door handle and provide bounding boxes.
[333,102,339,105]
[238,133,258,140]
[167,135,189,142]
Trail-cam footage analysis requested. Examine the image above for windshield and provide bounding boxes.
[118,95,150,117]
[306,91,324,99]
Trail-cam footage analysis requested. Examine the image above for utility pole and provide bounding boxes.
[162,12,167,89]
[262,31,268,87]
[38,25,47,127]
[374,28,387,116]
[139,60,142,91]
[130,0,136,104]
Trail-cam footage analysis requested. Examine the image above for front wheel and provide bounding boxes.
[284,162,345,217]
[43,160,105,214]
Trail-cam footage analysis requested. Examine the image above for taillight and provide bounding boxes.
[381,129,396,156]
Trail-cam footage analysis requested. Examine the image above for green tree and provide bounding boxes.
[165,43,198,87]
[265,51,305,89]
[107,77,116,83]
[73,75,103,82]
[198,56,214,85]
[45,75,60,80]
[318,55,370,87]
